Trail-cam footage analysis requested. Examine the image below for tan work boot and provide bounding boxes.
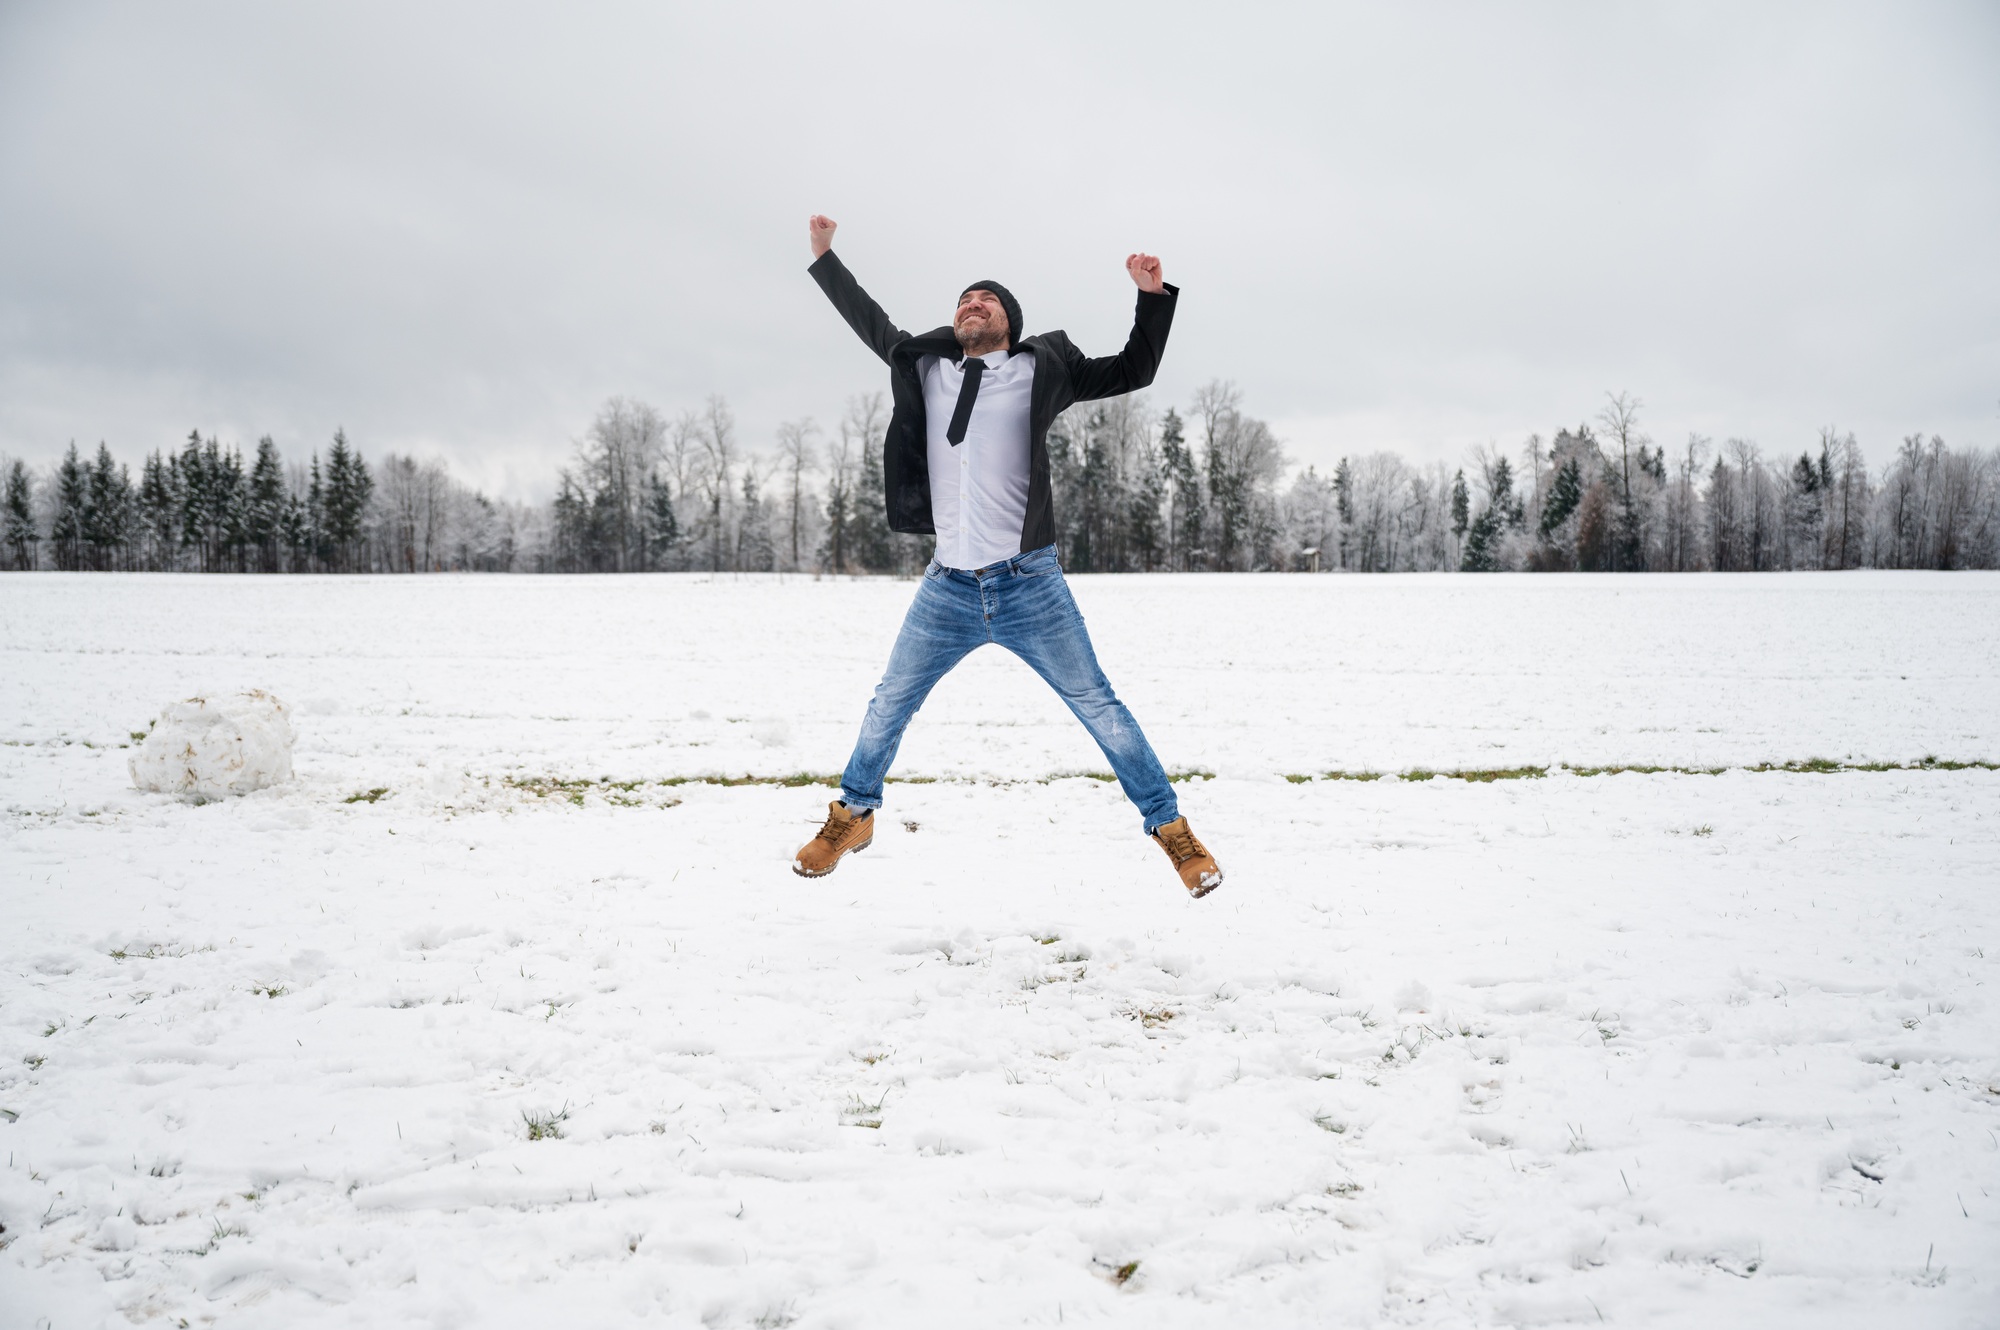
[1151,816,1223,898]
[793,801,874,878]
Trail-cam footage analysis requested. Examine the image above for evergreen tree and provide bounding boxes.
[1070,407,1113,571]
[306,454,328,571]
[137,451,179,570]
[213,440,249,571]
[581,481,617,571]
[3,458,37,570]
[247,436,287,572]
[1159,408,1202,570]
[551,471,588,573]
[280,490,310,572]
[1126,434,1165,570]
[644,470,680,570]
[737,469,775,571]
[85,443,132,570]
[849,442,893,572]
[1450,469,1470,538]
[177,432,208,569]
[322,430,373,572]
[51,444,88,570]
[1459,508,1501,572]
[1487,456,1522,528]
[822,457,852,573]
[1539,457,1583,536]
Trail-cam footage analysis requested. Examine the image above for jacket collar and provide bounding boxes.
[894,327,1042,367]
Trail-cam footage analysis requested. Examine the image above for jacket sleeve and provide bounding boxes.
[808,250,909,366]
[1063,283,1179,403]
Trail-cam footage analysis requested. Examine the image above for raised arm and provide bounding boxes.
[1065,252,1180,402]
[805,215,908,366]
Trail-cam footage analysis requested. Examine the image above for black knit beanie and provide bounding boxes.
[959,280,1023,350]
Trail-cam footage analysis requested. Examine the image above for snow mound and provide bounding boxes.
[128,690,296,801]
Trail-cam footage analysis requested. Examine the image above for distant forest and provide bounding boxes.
[4,384,1995,574]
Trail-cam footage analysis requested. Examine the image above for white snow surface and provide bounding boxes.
[127,689,296,801]
[3,571,1998,1328]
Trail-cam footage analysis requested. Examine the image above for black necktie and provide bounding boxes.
[945,357,986,446]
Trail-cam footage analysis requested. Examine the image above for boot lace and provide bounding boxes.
[1158,823,1204,866]
[817,808,862,844]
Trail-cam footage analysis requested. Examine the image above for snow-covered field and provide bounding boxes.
[3,571,1998,1328]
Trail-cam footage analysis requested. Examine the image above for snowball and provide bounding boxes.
[128,689,296,801]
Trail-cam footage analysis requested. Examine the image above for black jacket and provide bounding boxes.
[809,250,1179,552]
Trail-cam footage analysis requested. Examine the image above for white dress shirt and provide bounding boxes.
[920,346,1035,570]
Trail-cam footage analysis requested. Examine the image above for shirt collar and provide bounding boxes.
[960,346,1009,370]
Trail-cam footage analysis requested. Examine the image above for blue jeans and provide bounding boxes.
[840,544,1179,833]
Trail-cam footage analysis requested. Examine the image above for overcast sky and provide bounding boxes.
[2,1,1995,499]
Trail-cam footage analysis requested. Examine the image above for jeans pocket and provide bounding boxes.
[1019,545,1062,577]
[923,559,944,580]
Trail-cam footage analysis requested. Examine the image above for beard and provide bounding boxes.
[954,317,1008,356]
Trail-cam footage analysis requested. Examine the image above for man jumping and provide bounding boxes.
[792,214,1222,898]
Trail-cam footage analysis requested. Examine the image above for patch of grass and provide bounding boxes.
[1313,1113,1347,1134]
[1111,1260,1141,1286]
[1133,1007,1178,1028]
[193,1218,248,1255]
[655,772,839,789]
[1307,763,1547,782]
[1166,768,1216,783]
[23,1053,45,1070]
[842,1091,886,1129]
[109,942,211,961]
[522,1105,570,1141]
[1747,757,1842,774]
[343,787,390,804]
[1566,763,1682,776]
[250,984,287,999]
[1693,824,1715,837]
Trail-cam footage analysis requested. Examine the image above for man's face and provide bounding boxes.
[953,288,1009,350]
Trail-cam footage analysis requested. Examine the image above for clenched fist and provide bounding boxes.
[809,214,837,258]
[1125,252,1165,293]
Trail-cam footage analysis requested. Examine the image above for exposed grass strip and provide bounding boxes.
[1282,756,1996,783]
[466,757,1996,807]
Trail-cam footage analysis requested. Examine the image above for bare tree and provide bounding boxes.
[774,417,819,572]
[1596,391,1651,570]
[1663,434,1707,571]
[698,395,737,573]
[822,423,855,574]
[576,397,668,571]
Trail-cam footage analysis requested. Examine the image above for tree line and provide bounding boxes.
[4,385,1995,573]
